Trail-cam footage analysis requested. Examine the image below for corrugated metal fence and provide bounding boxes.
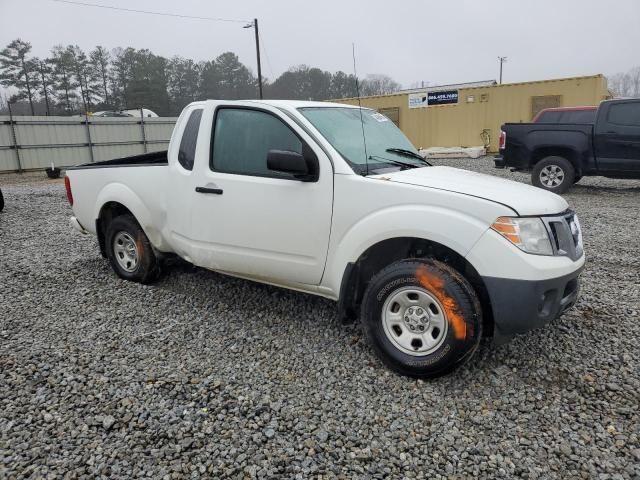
[0,115,177,172]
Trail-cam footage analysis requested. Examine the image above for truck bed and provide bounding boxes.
[68,150,168,170]
[497,123,593,171]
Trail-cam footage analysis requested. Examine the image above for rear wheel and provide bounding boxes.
[531,156,575,194]
[105,214,160,283]
[0,188,4,212]
[361,259,482,378]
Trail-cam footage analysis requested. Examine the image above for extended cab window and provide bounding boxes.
[536,111,562,123]
[565,110,596,123]
[211,108,302,177]
[178,109,203,171]
[607,102,640,126]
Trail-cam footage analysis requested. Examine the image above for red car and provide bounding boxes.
[532,106,598,123]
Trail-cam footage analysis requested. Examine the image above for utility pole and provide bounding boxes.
[244,18,263,99]
[498,56,507,84]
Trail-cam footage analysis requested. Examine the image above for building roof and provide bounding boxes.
[398,80,497,95]
[336,74,606,102]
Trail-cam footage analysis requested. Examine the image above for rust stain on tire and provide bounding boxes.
[415,265,467,340]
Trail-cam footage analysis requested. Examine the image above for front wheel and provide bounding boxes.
[105,214,160,283]
[361,259,482,378]
[531,156,575,194]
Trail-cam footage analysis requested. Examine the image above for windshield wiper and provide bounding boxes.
[367,155,420,171]
[385,148,432,166]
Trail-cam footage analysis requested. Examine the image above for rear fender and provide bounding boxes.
[94,183,164,249]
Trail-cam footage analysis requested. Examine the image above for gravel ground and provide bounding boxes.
[1,159,639,479]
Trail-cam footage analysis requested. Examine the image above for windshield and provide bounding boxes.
[299,107,424,174]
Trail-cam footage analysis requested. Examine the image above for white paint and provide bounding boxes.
[67,99,583,301]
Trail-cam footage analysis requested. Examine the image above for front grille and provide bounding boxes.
[542,211,583,260]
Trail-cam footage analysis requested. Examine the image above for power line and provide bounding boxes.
[50,0,250,23]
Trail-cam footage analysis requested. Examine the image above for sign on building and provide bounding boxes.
[427,90,458,105]
[408,90,459,108]
[408,93,429,109]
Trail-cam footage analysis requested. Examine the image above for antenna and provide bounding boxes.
[352,43,369,176]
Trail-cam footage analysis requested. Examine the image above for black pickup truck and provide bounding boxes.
[495,98,640,193]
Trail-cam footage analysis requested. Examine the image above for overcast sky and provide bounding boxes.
[1,0,639,88]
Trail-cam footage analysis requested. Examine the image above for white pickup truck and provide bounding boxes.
[66,100,585,378]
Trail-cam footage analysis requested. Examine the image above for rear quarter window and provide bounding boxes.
[178,109,203,171]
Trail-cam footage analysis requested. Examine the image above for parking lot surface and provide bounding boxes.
[1,157,638,479]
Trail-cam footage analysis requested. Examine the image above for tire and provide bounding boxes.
[105,214,160,284]
[0,188,4,212]
[531,156,575,194]
[361,259,482,378]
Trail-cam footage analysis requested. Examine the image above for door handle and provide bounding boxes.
[195,186,223,195]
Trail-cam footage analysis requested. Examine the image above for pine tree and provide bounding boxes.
[33,57,55,115]
[0,39,38,114]
[50,45,79,114]
[90,46,112,108]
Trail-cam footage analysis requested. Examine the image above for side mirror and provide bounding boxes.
[267,150,315,181]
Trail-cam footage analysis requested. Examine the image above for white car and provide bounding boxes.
[91,108,159,118]
[66,100,584,378]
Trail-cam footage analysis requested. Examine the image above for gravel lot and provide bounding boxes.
[1,158,639,479]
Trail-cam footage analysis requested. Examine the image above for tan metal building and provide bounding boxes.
[337,74,610,152]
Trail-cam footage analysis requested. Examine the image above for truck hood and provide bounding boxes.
[372,166,568,216]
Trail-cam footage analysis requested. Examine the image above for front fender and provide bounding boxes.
[321,205,491,297]
[94,183,166,250]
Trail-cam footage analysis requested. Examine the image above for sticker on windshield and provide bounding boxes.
[370,112,389,122]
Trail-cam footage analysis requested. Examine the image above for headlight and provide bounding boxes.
[491,216,553,255]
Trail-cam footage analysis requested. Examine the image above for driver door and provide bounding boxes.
[187,104,333,286]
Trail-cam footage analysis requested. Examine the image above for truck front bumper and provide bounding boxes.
[483,264,584,343]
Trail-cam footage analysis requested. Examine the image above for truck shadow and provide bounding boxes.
[569,184,640,194]
[70,254,578,384]
[151,258,510,382]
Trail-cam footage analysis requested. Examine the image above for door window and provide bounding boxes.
[607,102,640,126]
[177,109,203,171]
[211,108,302,178]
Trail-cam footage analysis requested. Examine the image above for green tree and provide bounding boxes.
[110,47,135,109]
[215,52,257,100]
[0,39,38,114]
[33,57,55,115]
[90,46,112,108]
[126,49,170,115]
[167,56,200,112]
[66,45,102,112]
[199,60,221,99]
[50,45,78,114]
[267,65,333,100]
[330,71,358,99]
